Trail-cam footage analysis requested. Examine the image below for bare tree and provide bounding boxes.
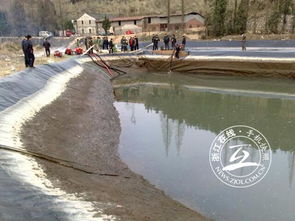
[233,0,238,32]
[281,0,292,33]
[167,0,171,31]
[182,0,185,32]
[252,0,258,34]
[58,0,64,36]
[10,0,27,35]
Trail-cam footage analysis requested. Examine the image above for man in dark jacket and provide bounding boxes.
[88,37,94,54]
[43,39,51,57]
[103,37,109,50]
[121,36,128,51]
[152,34,156,50]
[153,35,160,50]
[22,35,35,67]
[120,36,125,51]
[124,37,128,51]
[163,34,170,50]
[84,37,89,50]
[171,34,177,49]
[129,37,134,51]
[21,37,29,67]
[134,36,139,50]
[182,35,186,50]
[174,44,181,59]
[109,39,114,53]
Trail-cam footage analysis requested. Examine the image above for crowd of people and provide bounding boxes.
[152,34,187,51]
[20,33,186,68]
[82,36,140,54]
[120,36,139,52]
[20,33,248,68]
[80,34,188,55]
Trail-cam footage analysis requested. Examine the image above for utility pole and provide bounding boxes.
[167,0,170,32]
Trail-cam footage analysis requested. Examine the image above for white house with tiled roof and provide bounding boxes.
[75,13,101,35]
[74,12,205,35]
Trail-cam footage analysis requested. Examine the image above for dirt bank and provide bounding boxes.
[20,62,208,221]
[137,55,295,79]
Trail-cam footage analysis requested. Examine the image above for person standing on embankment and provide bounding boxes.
[88,37,94,54]
[120,36,125,51]
[182,35,186,50]
[171,34,177,49]
[21,36,28,67]
[129,37,135,51]
[152,34,155,50]
[152,34,160,50]
[134,36,139,50]
[22,35,35,68]
[84,37,89,50]
[121,36,128,52]
[109,39,114,53]
[103,37,109,50]
[163,34,170,50]
[94,37,101,53]
[43,39,51,57]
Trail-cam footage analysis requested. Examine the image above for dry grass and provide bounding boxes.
[0,42,22,53]
[0,42,69,78]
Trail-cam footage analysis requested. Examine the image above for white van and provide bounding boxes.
[38,31,53,38]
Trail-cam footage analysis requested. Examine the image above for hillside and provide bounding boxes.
[0,0,295,36]
[48,0,207,19]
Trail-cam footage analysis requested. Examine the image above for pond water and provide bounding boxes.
[114,73,295,221]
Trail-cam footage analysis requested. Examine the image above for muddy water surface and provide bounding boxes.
[114,73,295,221]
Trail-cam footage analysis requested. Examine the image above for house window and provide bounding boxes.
[148,17,151,24]
[82,29,84,34]
[89,20,91,24]
[82,21,84,25]
[89,28,92,33]
[134,20,137,25]
[189,25,192,28]
[118,21,121,26]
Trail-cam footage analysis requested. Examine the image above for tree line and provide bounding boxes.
[206,0,295,36]
[0,0,74,36]
[1,0,295,37]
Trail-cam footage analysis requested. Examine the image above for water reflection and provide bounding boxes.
[114,74,295,221]
[115,80,295,153]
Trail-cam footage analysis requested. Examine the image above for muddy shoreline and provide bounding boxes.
[20,62,208,220]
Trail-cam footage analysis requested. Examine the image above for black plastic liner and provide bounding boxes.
[140,40,295,58]
[0,59,81,112]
